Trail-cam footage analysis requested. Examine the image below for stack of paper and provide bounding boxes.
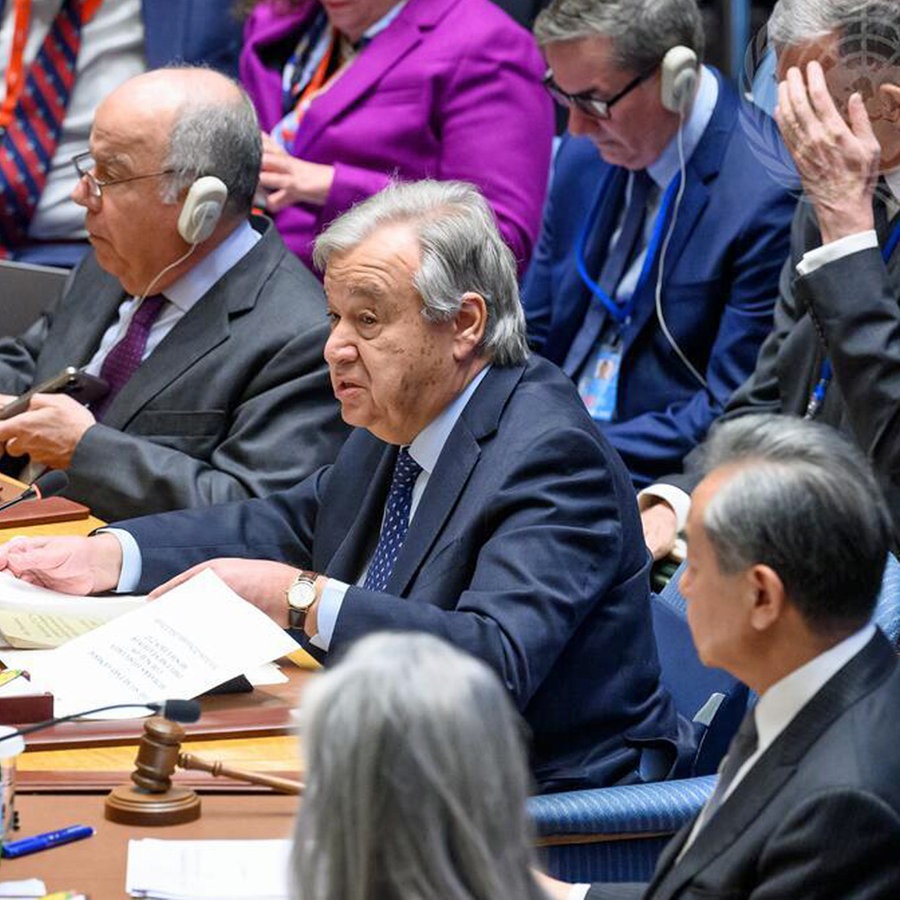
[0,570,144,648]
[0,569,301,717]
[126,839,292,899]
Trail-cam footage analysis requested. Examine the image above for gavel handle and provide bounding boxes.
[177,752,304,795]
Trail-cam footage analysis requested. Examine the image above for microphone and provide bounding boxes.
[0,698,202,745]
[0,470,69,515]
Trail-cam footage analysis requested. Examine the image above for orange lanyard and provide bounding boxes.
[0,0,103,128]
[294,28,341,116]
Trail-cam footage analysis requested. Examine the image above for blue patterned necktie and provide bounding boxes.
[363,447,423,592]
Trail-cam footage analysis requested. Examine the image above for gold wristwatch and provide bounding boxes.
[286,570,318,630]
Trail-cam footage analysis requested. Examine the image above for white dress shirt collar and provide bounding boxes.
[751,623,877,756]
[162,220,260,312]
[407,365,491,476]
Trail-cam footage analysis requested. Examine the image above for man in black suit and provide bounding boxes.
[0,180,686,792]
[542,413,900,899]
[640,0,900,554]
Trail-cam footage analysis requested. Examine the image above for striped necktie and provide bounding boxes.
[0,0,88,256]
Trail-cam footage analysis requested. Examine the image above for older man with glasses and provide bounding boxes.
[0,66,347,522]
[522,0,796,507]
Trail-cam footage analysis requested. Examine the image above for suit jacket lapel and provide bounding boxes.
[622,71,735,352]
[325,443,397,581]
[294,0,456,156]
[387,363,526,596]
[40,275,123,378]
[648,631,897,899]
[100,220,277,428]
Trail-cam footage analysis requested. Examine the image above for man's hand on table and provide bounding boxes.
[0,533,123,594]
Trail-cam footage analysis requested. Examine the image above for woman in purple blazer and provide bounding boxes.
[240,0,554,274]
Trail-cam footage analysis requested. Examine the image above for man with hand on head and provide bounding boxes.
[0,67,346,522]
[0,180,687,793]
[641,0,900,556]
[522,0,795,488]
[543,415,900,900]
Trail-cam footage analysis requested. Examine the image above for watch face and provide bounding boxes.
[288,577,317,611]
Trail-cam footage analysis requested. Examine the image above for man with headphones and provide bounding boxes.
[0,67,348,522]
[522,0,796,491]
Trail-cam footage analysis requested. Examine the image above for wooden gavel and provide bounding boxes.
[105,716,304,826]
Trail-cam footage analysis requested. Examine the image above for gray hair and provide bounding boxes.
[160,73,261,218]
[699,415,890,637]
[313,180,529,366]
[291,633,546,900]
[768,0,900,62]
[534,0,705,71]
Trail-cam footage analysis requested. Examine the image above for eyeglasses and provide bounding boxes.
[71,151,174,199]
[543,65,657,120]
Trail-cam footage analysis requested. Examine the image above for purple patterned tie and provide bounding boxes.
[0,0,88,256]
[91,294,166,420]
[363,447,423,592]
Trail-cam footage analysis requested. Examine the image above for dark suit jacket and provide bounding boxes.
[142,1,243,77]
[117,357,687,791]
[587,630,900,899]
[0,219,348,521]
[522,72,795,487]
[665,202,900,543]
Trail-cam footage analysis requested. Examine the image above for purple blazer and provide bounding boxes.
[240,0,554,274]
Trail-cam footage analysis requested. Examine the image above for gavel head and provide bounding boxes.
[131,716,187,793]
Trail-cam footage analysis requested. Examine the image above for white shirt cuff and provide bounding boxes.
[98,528,142,593]
[567,885,591,900]
[307,577,349,651]
[638,484,691,532]
[796,230,878,276]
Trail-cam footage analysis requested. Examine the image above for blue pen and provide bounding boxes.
[2,824,94,858]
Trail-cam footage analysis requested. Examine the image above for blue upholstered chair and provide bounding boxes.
[530,554,900,883]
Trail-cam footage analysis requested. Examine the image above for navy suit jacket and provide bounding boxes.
[118,357,687,791]
[587,631,900,899]
[522,72,795,486]
[143,1,243,77]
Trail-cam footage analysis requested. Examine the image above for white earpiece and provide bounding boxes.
[177,176,228,245]
[660,46,698,114]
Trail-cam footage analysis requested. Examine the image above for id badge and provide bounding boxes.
[578,339,622,422]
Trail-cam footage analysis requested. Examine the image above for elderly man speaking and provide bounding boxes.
[0,180,686,792]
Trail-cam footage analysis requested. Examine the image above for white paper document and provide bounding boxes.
[126,838,292,899]
[13,569,301,717]
[0,570,145,648]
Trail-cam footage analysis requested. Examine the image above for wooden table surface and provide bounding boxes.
[2,792,299,897]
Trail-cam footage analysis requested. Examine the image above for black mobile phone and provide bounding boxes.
[0,367,109,420]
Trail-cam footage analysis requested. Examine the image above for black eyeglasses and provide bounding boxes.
[71,151,175,199]
[543,65,657,120]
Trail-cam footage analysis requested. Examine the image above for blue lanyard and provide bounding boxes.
[576,168,681,327]
[805,216,900,419]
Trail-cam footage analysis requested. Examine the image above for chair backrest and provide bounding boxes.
[0,260,69,337]
[875,553,900,648]
[653,566,748,776]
